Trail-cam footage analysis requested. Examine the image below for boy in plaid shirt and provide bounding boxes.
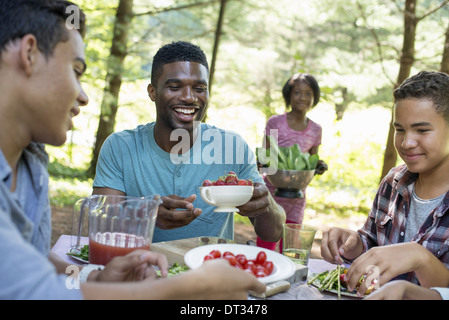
[321,71,449,296]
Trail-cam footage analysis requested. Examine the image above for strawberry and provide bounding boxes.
[202,179,213,186]
[223,171,238,185]
[227,171,237,177]
[204,171,251,186]
[237,179,248,185]
[225,175,238,185]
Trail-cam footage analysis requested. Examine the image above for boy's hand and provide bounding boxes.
[95,250,169,282]
[320,227,363,264]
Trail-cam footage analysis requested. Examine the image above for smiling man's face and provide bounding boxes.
[149,61,209,135]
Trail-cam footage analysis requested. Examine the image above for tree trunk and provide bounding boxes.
[441,21,449,74]
[87,0,134,178]
[202,0,227,122]
[335,87,348,121]
[208,0,227,97]
[87,1,221,177]
[379,0,417,182]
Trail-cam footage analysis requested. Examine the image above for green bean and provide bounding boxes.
[307,271,326,285]
[337,265,341,300]
[309,266,347,299]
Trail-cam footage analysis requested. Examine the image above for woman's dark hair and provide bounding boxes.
[282,73,320,108]
[0,0,86,59]
[394,71,449,123]
[151,41,209,86]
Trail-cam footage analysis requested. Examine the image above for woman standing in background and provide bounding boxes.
[258,73,328,251]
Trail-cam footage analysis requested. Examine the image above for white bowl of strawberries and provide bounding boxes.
[199,171,254,212]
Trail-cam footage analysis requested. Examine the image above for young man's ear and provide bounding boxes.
[18,34,40,76]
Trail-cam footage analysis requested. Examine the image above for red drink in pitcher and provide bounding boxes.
[89,232,150,265]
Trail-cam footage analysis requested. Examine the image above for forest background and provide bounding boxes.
[48,0,449,231]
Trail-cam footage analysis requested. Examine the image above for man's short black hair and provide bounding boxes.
[282,73,321,109]
[0,0,86,59]
[394,71,449,123]
[151,41,209,86]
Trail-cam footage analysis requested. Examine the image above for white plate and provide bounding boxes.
[310,277,360,298]
[69,255,89,264]
[67,245,89,263]
[184,243,296,284]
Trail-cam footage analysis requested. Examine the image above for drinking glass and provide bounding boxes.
[282,223,317,265]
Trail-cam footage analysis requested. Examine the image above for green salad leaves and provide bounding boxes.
[156,262,189,277]
[67,245,190,278]
[67,244,89,261]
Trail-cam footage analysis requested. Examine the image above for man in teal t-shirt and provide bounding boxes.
[93,41,285,243]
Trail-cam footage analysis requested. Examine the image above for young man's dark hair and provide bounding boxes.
[150,41,209,86]
[282,73,321,109]
[0,0,86,59]
[393,71,449,123]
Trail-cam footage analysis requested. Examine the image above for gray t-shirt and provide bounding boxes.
[404,183,445,242]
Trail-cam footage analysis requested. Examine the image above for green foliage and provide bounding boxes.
[307,140,383,217]
[45,0,449,215]
[47,161,89,180]
[49,176,93,208]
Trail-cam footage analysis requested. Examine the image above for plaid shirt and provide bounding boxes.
[358,164,449,283]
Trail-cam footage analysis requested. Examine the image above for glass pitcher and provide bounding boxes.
[71,194,161,265]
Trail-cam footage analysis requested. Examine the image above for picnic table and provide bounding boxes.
[51,235,359,300]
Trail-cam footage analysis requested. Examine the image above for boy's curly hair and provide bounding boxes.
[394,71,449,122]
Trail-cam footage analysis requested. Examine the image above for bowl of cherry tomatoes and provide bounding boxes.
[184,243,296,284]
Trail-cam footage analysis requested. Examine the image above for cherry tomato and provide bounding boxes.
[263,261,274,275]
[203,250,274,278]
[253,265,269,278]
[224,255,237,266]
[235,254,248,266]
[253,265,267,273]
[223,251,235,258]
[203,254,215,262]
[209,250,221,259]
[256,251,267,265]
[244,260,256,270]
